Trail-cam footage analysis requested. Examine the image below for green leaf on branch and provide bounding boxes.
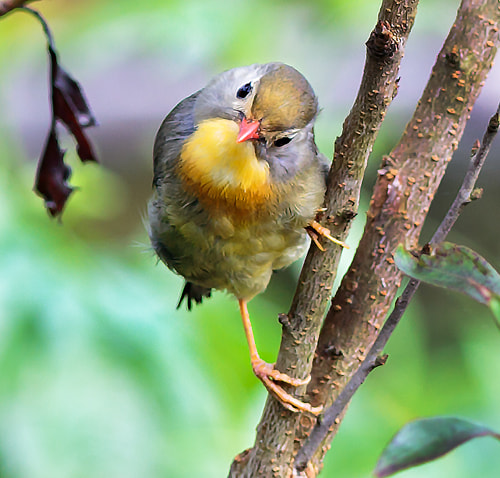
[374,417,500,477]
[395,242,500,325]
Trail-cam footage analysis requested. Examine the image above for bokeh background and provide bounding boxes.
[1,1,499,477]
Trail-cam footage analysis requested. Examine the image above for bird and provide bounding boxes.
[148,62,346,414]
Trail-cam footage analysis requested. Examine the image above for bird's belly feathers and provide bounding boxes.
[149,117,326,300]
[150,205,309,301]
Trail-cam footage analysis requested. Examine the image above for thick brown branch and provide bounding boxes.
[295,101,500,471]
[302,0,500,472]
[229,1,419,476]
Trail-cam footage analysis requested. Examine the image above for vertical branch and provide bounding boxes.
[229,1,420,476]
[303,0,500,472]
[295,101,500,472]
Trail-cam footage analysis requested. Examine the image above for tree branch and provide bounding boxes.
[294,101,500,472]
[229,1,420,476]
[431,102,500,242]
[21,6,55,50]
[300,0,499,472]
[0,0,37,16]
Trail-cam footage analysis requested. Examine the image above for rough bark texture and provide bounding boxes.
[229,0,500,477]
[302,0,500,474]
[229,1,420,476]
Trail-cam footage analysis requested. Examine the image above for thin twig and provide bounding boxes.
[295,102,500,472]
[21,6,55,50]
[431,102,500,244]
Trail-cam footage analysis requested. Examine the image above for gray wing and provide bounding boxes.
[149,91,216,309]
[149,90,209,280]
[152,91,200,188]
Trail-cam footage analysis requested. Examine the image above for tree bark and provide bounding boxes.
[302,0,500,474]
[229,0,500,477]
[229,0,420,476]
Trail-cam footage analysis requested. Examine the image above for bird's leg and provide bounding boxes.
[238,299,322,415]
[307,220,349,250]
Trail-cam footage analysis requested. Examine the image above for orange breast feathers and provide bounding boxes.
[177,119,276,215]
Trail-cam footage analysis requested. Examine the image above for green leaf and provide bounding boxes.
[374,417,500,477]
[395,242,500,324]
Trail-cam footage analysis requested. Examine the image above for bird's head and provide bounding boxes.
[178,63,321,216]
[193,63,320,183]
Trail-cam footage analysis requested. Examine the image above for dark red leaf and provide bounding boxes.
[26,10,99,217]
[48,46,97,162]
[34,125,73,217]
[52,88,96,161]
[53,66,97,127]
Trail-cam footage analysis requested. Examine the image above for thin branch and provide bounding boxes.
[299,3,500,472]
[432,102,500,244]
[295,101,500,472]
[295,278,417,471]
[228,2,420,476]
[21,6,55,50]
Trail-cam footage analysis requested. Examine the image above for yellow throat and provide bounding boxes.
[178,118,273,215]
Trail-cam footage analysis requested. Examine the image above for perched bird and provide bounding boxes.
[148,63,345,414]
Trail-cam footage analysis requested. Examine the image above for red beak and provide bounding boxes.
[237,117,260,143]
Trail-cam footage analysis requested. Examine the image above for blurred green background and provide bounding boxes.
[0,1,499,477]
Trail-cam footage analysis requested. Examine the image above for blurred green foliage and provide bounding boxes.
[0,1,499,477]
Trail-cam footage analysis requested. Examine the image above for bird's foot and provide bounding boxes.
[252,358,323,415]
[307,220,349,250]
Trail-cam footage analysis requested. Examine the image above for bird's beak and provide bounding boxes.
[236,117,260,143]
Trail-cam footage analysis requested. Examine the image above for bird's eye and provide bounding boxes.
[273,136,292,147]
[236,82,253,99]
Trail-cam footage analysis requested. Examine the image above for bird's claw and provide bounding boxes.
[307,220,349,250]
[252,359,322,415]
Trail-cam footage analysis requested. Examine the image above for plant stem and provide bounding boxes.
[21,6,55,50]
